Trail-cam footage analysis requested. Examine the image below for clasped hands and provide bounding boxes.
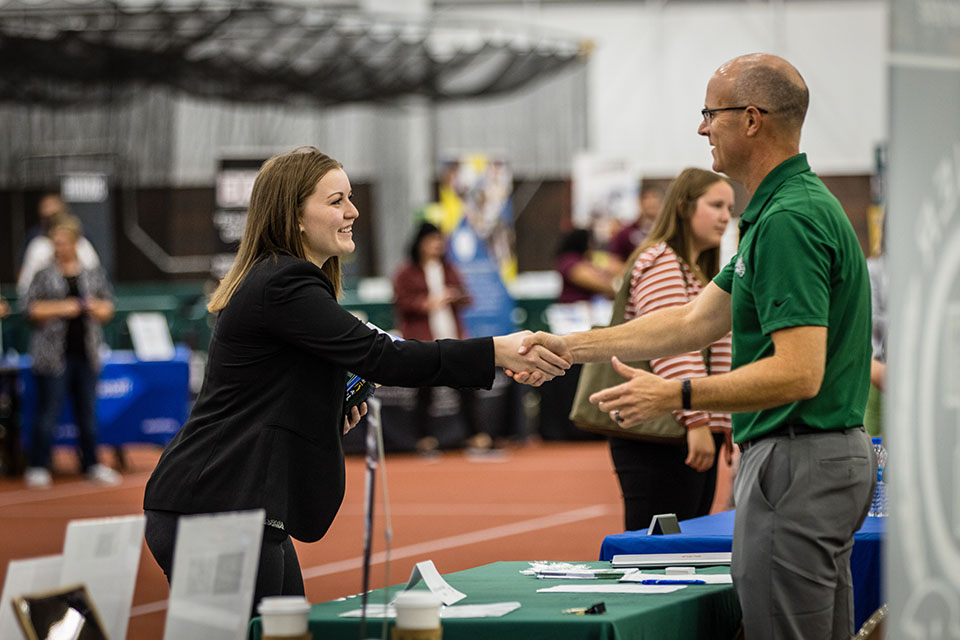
[508,331,676,422]
[492,331,573,387]
[509,332,726,471]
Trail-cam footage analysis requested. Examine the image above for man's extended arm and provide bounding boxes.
[589,324,827,424]
[519,281,733,364]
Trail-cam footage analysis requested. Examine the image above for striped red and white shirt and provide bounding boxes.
[624,243,732,433]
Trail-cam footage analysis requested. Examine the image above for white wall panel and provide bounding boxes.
[438,1,887,176]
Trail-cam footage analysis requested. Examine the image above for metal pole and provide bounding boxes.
[359,398,381,639]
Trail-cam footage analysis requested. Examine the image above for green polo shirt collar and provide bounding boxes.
[739,153,811,228]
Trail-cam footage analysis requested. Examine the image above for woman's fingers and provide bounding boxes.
[343,404,366,435]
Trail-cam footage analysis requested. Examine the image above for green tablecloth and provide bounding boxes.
[249,561,742,640]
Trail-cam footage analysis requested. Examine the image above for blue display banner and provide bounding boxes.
[18,346,190,447]
[433,154,517,338]
[448,219,516,338]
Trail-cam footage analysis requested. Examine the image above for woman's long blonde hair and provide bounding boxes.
[638,168,731,284]
[208,147,344,313]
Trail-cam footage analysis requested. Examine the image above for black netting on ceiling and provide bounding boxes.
[0,0,588,106]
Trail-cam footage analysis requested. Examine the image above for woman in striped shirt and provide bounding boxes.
[609,168,735,531]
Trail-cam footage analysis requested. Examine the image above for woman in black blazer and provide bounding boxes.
[142,147,568,612]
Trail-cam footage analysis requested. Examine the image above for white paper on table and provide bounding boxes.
[536,584,686,594]
[340,602,521,619]
[60,514,145,640]
[163,510,265,640]
[397,560,466,605]
[618,572,733,584]
[440,602,521,618]
[0,555,63,640]
[127,312,175,361]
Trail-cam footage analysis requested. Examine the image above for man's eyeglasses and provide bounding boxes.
[701,106,769,123]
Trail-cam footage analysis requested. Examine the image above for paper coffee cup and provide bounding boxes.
[258,595,310,637]
[394,591,441,630]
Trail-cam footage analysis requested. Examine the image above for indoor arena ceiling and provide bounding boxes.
[0,0,588,106]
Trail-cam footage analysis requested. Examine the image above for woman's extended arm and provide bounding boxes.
[265,260,569,389]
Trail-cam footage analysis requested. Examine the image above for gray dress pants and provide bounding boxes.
[732,426,875,639]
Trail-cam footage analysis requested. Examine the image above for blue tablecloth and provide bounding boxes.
[16,346,190,447]
[599,509,884,630]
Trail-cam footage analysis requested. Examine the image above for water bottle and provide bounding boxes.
[868,437,887,517]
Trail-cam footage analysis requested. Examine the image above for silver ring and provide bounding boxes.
[614,410,623,423]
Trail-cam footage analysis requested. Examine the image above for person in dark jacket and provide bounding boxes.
[142,146,568,613]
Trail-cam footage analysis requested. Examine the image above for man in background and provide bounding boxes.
[17,193,100,297]
[608,184,664,262]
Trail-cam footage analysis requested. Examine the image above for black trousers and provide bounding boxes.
[31,355,99,471]
[608,432,723,532]
[144,509,305,619]
[414,387,483,439]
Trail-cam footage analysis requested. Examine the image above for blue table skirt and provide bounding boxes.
[599,509,884,631]
[17,346,190,448]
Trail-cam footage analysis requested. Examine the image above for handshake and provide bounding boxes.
[492,331,571,387]
[494,330,682,434]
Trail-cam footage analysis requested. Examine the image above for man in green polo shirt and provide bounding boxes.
[513,53,875,639]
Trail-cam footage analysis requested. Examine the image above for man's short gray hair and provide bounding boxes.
[732,65,809,130]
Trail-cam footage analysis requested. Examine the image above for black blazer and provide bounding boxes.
[143,254,494,542]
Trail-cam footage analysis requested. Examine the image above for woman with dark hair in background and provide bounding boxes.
[609,168,735,531]
[392,221,494,454]
[142,147,568,612]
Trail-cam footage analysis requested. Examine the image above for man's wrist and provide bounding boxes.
[564,333,583,364]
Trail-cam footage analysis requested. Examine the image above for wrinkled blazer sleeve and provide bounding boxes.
[263,260,494,389]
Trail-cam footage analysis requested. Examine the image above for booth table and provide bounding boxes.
[600,510,884,630]
[16,346,190,450]
[249,561,742,640]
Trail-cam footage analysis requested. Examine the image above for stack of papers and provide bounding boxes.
[520,562,593,576]
[535,568,636,580]
[521,562,635,580]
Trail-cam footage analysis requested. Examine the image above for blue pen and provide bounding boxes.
[640,579,705,585]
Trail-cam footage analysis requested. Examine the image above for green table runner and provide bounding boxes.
[250,561,741,640]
